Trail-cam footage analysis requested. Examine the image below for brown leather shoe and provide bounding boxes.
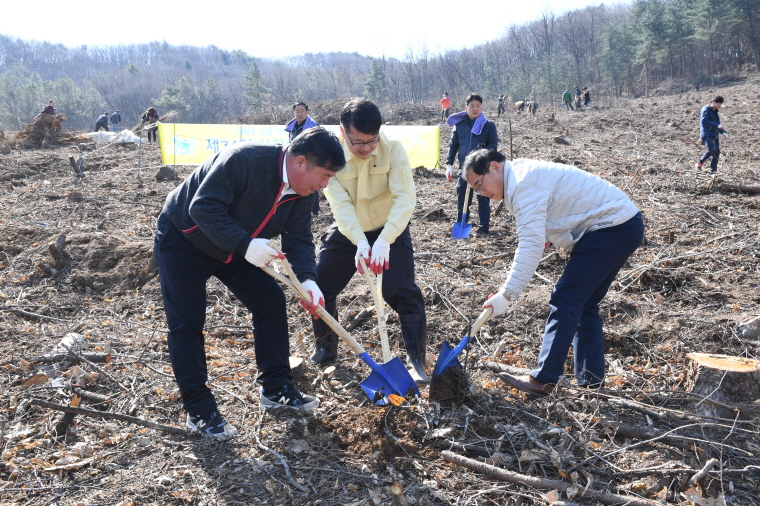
[498,373,555,397]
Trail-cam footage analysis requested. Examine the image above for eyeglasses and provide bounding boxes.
[471,176,484,193]
[346,136,380,148]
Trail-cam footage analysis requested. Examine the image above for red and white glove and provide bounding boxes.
[446,164,454,182]
[483,290,513,317]
[244,239,283,267]
[355,240,371,274]
[369,238,391,274]
[299,280,324,318]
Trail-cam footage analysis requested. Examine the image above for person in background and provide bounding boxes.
[462,148,643,398]
[562,90,574,111]
[527,101,539,115]
[41,100,56,116]
[154,127,346,438]
[440,93,451,123]
[285,102,321,215]
[142,107,159,143]
[311,99,430,384]
[445,93,499,237]
[497,95,506,117]
[95,112,109,132]
[582,88,591,109]
[696,96,728,174]
[110,110,122,133]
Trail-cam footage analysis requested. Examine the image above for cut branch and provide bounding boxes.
[441,451,665,506]
[30,399,186,435]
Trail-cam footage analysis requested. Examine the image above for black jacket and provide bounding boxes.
[161,143,317,280]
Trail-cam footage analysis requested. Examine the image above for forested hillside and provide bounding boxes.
[1,0,759,131]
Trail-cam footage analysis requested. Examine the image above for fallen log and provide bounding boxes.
[719,182,760,194]
[30,399,186,435]
[441,451,665,506]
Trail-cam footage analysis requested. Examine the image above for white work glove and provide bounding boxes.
[483,290,513,317]
[355,240,371,274]
[722,132,729,139]
[718,124,723,129]
[369,238,391,274]
[244,238,282,267]
[446,164,454,182]
[299,279,324,318]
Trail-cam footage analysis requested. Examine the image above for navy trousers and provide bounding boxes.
[455,176,491,232]
[531,212,644,386]
[315,224,425,316]
[154,215,292,417]
[698,137,721,172]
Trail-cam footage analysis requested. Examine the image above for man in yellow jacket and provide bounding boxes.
[311,98,429,383]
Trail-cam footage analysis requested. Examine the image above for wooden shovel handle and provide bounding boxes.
[261,261,366,357]
[359,257,391,362]
[469,308,493,337]
[462,183,471,220]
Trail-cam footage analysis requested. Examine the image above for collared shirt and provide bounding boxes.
[324,131,416,245]
[281,155,297,197]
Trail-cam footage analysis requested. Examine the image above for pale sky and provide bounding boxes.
[2,0,630,61]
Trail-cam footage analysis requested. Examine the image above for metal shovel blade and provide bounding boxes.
[431,335,470,378]
[359,353,420,405]
[451,213,472,239]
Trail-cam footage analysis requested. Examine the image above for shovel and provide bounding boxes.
[431,308,492,379]
[451,183,473,239]
[262,255,419,406]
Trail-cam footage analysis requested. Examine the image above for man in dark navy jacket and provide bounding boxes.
[696,96,728,174]
[154,128,345,439]
[445,93,499,236]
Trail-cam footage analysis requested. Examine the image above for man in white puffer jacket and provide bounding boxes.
[463,149,643,397]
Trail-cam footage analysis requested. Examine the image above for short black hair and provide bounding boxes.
[713,96,724,103]
[289,127,346,173]
[340,98,381,135]
[465,93,483,105]
[293,102,308,111]
[463,149,506,178]
[49,99,55,104]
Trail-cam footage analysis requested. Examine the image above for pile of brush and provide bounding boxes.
[12,114,88,148]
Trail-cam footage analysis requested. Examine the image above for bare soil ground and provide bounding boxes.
[1,77,760,506]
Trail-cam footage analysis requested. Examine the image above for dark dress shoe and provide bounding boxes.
[498,373,555,397]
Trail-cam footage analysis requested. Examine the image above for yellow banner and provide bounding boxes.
[157,123,440,169]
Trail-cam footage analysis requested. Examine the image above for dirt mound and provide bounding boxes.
[1,229,154,296]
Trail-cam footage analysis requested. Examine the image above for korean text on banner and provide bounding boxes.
[157,124,440,170]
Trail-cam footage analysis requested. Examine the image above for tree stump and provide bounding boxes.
[684,353,760,420]
[289,356,305,380]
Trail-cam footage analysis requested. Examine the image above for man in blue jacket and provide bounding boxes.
[110,110,122,133]
[154,127,345,439]
[696,96,728,174]
[445,93,499,237]
[285,102,321,215]
[95,112,109,132]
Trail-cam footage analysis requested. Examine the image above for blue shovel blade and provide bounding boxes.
[452,213,472,239]
[359,355,420,405]
[432,335,470,378]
